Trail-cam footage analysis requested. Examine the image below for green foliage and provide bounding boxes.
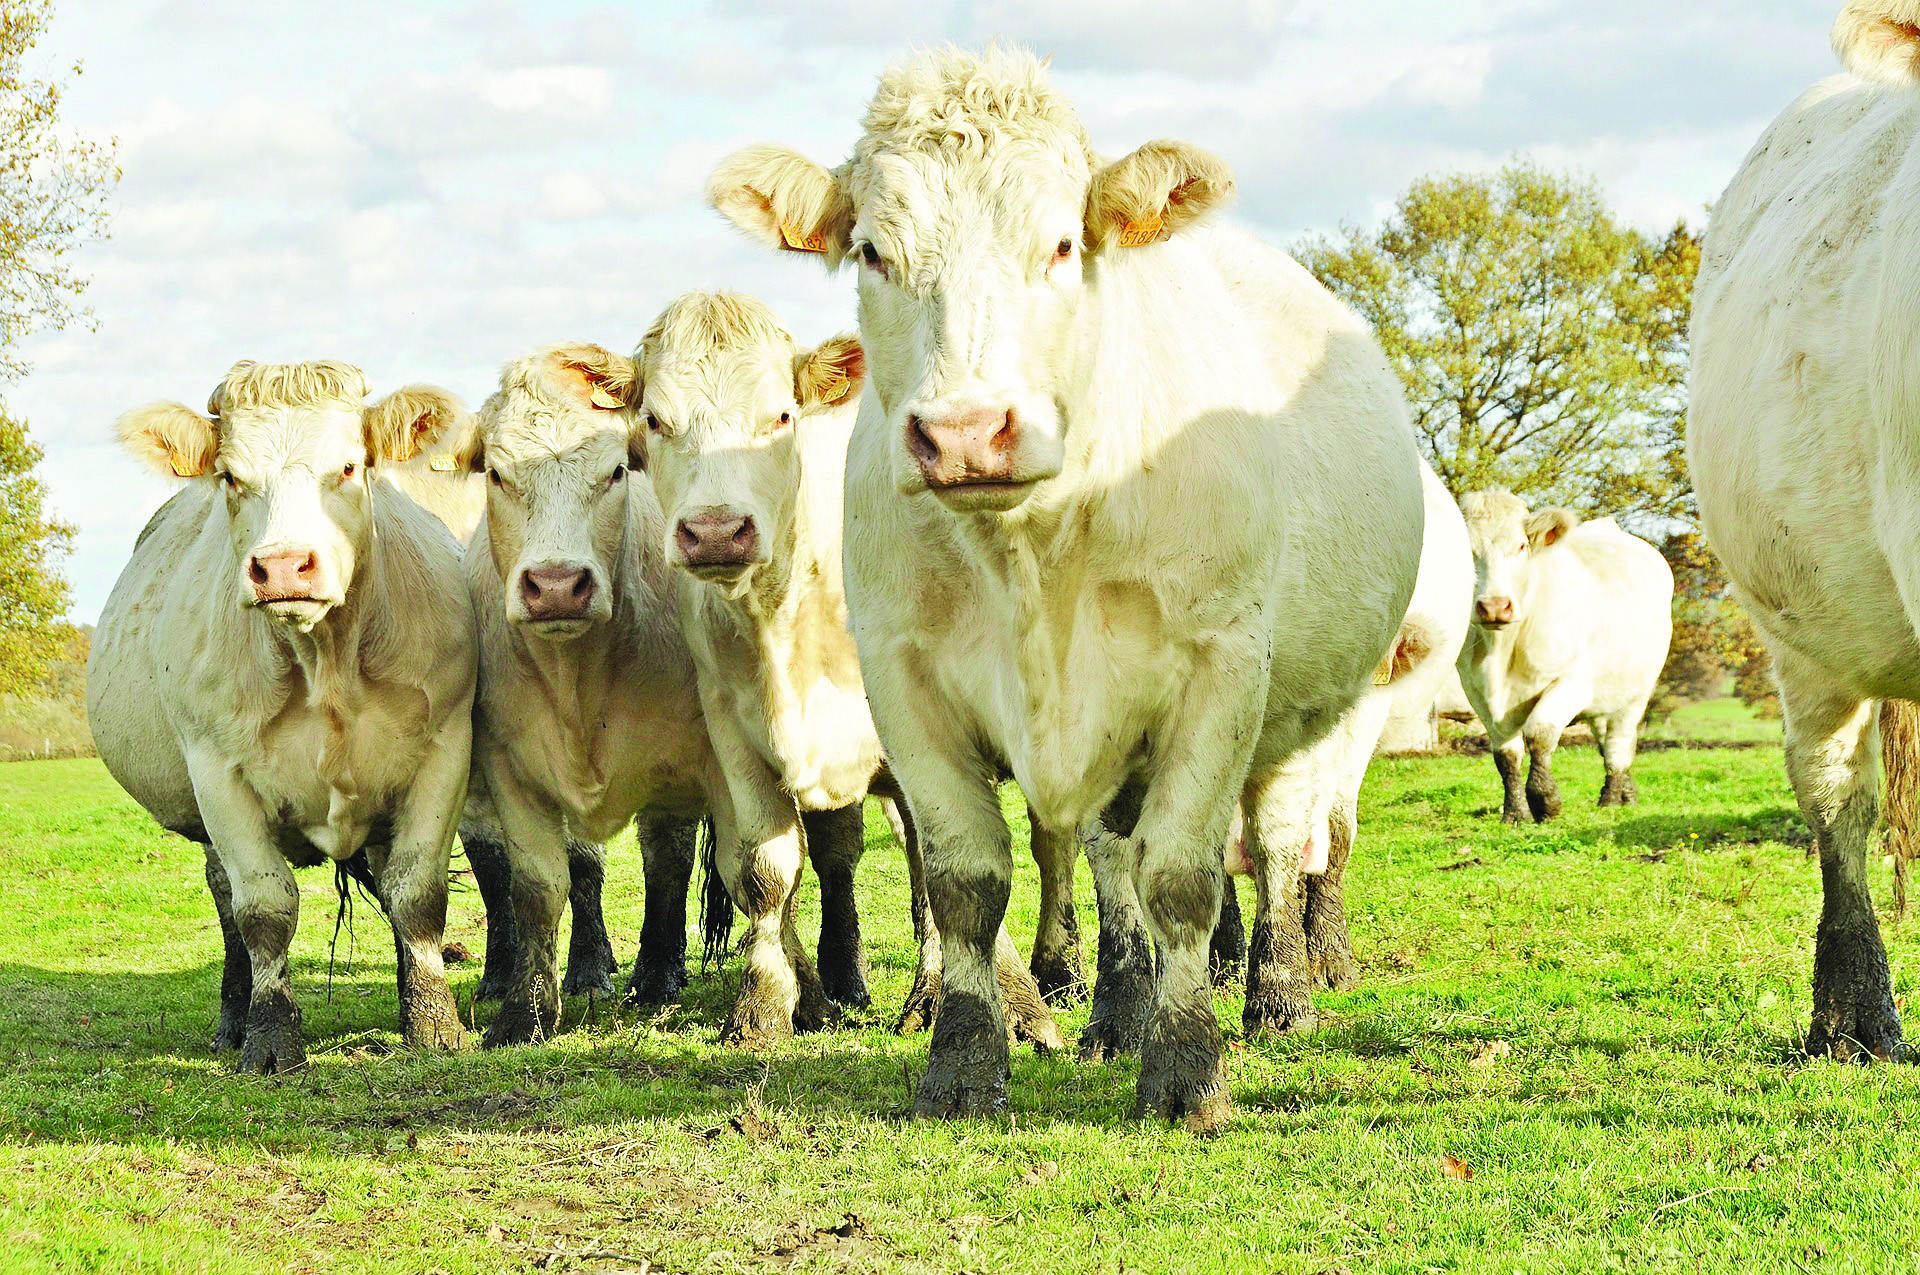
[3,741,1918,1272]
[1297,162,1701,524]
[0,408,70,693]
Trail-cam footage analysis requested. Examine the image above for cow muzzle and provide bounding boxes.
[247,548,334,626]
[517,563,598,631]
[906,405,1036,508]
[1473,596,1515,628]
[674,508,762,578]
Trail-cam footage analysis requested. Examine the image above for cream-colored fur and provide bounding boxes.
[1835,1,1920,86]
[88,361,476,1068]
[710,45,1426,1122]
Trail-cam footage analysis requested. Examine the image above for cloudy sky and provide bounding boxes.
[19,0,1836,621]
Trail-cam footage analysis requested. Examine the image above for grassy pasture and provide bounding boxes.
[2,704,1918,1273]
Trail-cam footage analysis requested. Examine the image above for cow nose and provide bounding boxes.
[675,510,760,568]
[906,406,1019,488]
[519,565,596,620]
[248,550,319,601]
[1475,596,1514,625]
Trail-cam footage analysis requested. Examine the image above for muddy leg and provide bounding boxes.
[562,838,618,998]
[1779,653,1903,1061]
[482,771,569,1048]
[380,841,464,1052]
[1028,807,1086,1004]
[1209,881,1245,986]
[718,800,808,1047]
[1242,762,1315,1037]
[1304,799,1360,992]
[1079,793,1157,1061]
[1595,710,1644,808]
[1524,737,1563,823]
[1493,738,1528,826]
[463,826,518,1002]
[203,847,252,1053]
[805,804,871,1010]
[626,815,696,1008]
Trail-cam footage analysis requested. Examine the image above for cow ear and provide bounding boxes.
[1834,1,1920,86]
[794,334,865,409]
[1526,507,1580,550]
[708,144,855,267]
[365,385,470,464]
[544,344,638,411]
[1085,140,1235,253]
[118,402,218,479]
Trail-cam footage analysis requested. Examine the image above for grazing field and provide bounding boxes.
[3,709,1919,1273]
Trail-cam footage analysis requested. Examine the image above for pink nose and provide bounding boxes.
[519,565,596,621]
[1475,596,1514,625]
[906,406,1019,488]
[675,511,759,568]
[248,550,318,602]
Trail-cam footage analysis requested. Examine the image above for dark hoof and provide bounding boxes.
[722,994,798,1048]
[1079,967,1155,1061]
[1078,1014,1145,1062]
[1242,987,1318,1037]
[913,1063,1010,1118]
[1501,807,1529,826]
[1134,1066,1231,1131]
[237,994,305,1075]
[1031,952,1089,1006]
[1597,775,1637,808]
[1307,934,1361,992]
[482,991,557,1048]
[211,1009,246,1054]
[819,964,872,1012]
[1526,789,1562,822]
[473,967,514,1002]
[562,963,618,999]
[1808,1004,1906,1063]
[894,979,939,1036]
[401,988,466,1052]
[623,963,688,1011]
[915,1000,1011,1119]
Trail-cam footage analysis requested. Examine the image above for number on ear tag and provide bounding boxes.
[1118,214,1167,248]
[1371,650,1396,687]
[779,222,827,253]
[429,454,458,472]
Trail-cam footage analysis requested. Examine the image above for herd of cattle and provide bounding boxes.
[76,5,1920,1125]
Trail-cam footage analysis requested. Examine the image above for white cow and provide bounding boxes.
[1689,0,1920,1060]
[89,361,476,1072]
[1456,490,1671,824]
[635,290,1064,1047]
[464,344,726,1046]
[710,46,1426,1125]
[382,438,629,1003]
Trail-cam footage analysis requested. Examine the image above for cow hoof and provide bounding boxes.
[1527,791,1562,822]
[482,996,556,1049]
[562,965,618,999]
[211,1009,246,1054]
[894,978,939,1036]
[1242,993,1317,1038]
[722,997,798,1049]
[819,965,872,1011]
[237,994,305,1075]
[1031,953,1089,1006]
[1134,1070,1232,1132]
[402,989,467,1052]
[1309,948,1361,993]
[623,964,687,1011]
[912,1064,1010,1119]
[1808,1004,1906,1063]
[1501,808,1529,826]
[1078,1016,1144,1062]
[1598,776,1638,808]
[473,966,514,1002]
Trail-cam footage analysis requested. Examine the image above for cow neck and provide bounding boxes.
[957,480,1088,717]
[269,539,386,794]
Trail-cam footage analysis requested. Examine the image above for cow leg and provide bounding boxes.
[1028,805,1087,1004]
[1595,709,1644,807]
[1523,677,1589,822]
[376,720,468,1052]
[1209,880,1245,985]
[804,804,871,1010]
[481,765,569,1048]
[1778,653,1903,1061]
[203,847,252,1052]
[626,815,696,1008]
[1492,736,1529,825]
[1242,759,1316,1037]
[893,797,1060,1047]
[1304,796,1360,991]
[1079,794,1157,1062]
[561,838,617,997]
[462,824,518,1001]
[185,751,305,1074]
[716,776,811,1046]
[1524,737,1563,822]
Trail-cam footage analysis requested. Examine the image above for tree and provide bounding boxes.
[1652,530,1776,718]
[0,2,114,695]
[1296,162,1701,525]
[0,0,116,379]
[0,407,70,692]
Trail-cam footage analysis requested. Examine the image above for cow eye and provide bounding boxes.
[776,411,792,428]
[859,242,889,279]
[1054,237,1074,261]
[487,468,504,487]
[219,470,238,491]
[609,463,627,484]
[340,462,357,481]
[645,413,661,434]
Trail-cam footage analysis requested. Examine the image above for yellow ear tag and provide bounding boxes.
[429,454,458,472]
[1371,650,1396,687]
[779,222,827,254]
[169,454,197,478]
[1117,214,1166,248]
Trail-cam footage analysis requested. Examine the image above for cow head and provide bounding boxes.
[1459,488,1580,630]
[637,291,864,587]
[470,344,643,639]
[117,361,466,632]
[708,46,1233,514]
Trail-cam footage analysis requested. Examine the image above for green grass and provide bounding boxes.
[1,735,1917,1273]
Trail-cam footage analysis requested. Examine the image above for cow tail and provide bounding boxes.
[697,814,735,970]
[1883,699,1920,919]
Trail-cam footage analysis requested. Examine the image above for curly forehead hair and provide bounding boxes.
[210,360,370,416]
[1459,488,1529,532]
[854,44,1095,171]
[640,291,795,375]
